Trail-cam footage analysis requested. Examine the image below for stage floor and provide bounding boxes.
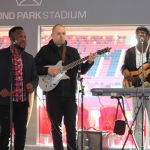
[21,101,150,150]
[22,145,149,150]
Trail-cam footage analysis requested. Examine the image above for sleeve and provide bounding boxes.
[29,56,39,89]
[121,50,129,74]
[34,47,49,75]
[81,61,94,74]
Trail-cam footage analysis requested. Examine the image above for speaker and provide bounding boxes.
[114,120,126,135]
[78,130,108,150]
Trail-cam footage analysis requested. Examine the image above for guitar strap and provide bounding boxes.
[145,45,150,100]
[147,45,150,63]
[62,46,67,63]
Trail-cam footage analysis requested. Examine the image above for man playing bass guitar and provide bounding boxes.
[121,26,150,149]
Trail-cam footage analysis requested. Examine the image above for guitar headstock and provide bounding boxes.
[97,47,111,55]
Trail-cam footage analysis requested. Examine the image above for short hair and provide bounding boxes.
[52,24,64,33]
[9,26,24,37]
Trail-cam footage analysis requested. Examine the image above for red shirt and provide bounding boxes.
[11,46,27,102]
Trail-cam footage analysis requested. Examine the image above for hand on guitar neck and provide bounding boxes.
[88,53,97,64]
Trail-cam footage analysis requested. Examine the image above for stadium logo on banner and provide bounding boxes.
[16,0,43,6]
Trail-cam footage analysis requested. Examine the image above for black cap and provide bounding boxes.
[136,26,150,36]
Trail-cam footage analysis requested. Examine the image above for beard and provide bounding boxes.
[14,44,25,51]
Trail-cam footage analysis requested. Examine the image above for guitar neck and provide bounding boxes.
[138,69,150,79]
[62,47,111,71]
[63,55,90,71]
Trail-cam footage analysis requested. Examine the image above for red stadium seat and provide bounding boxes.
[99,105,123,146]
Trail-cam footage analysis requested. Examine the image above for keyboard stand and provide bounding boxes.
[111,96,139,150]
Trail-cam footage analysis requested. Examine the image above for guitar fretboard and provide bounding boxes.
[63,56,89,71]
[62,47,111,71]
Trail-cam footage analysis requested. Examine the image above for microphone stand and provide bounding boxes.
[9,53,13,150]
[120,39,145,150]
[79,77,85,150]
[140,39,145,150]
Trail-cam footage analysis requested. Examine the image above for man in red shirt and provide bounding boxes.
[0,26,39,150]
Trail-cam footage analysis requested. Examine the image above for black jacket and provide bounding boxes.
[34,39,94,97]
[0,47,39,105]
[121,46,150,72]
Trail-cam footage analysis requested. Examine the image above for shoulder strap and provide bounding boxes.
[62,46,67,63]
[147,45,150,63]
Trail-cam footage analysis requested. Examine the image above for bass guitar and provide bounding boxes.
[122,63,150,88]
[39,47,111,91]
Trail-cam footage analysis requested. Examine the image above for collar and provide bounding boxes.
[48,39,67,50]
[10,45,22,56]
[135,43,150,54]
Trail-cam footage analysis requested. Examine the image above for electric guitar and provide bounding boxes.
[39,47,111,91]
[122,63,150,88]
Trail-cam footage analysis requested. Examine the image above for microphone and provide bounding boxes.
[12,40,17,45]
[78,70,81,81]
[85,138,89,150]
[140,37,144,43]
[78,64,81,81]
[11,33,17,44]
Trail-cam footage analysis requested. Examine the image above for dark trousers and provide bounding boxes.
[0,101,28,150]
[46,94,77,150]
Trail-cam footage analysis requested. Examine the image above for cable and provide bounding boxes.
[98,96,113,129]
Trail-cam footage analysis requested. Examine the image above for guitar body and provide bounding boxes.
[122,80,149,88]
[39,61,70,91]
[122,63,150,88]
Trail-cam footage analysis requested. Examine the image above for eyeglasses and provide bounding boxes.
[137,31,148,36]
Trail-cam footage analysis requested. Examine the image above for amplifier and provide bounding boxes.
[78,130,108,150]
